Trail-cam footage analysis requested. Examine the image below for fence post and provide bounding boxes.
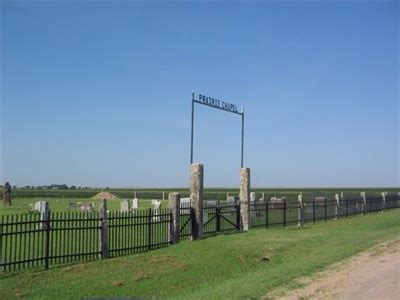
[346,198,348,218]
[216,203,221,232]
[283,200,287,227]
[265,199,269,228]
[313,198,316,224]
[324,198,327,221]
[236,203,240,230]
[239,167,251,231]
[148,208,152,249]
[190,163,204,240]
[44,202,50,269]
[297,193,304,227]
[168,193,180,244]
[99,199,109,259]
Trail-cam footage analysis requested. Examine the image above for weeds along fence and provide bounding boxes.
[1,195,399,273]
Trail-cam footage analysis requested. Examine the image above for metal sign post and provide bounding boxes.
[190,91,245,168]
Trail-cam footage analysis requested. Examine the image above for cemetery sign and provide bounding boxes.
[190,91,245,167]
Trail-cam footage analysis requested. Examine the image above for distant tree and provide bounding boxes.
[105,187,109,190]
[70,185,77,190]
[25,185,30,189]
[12,185,17,189]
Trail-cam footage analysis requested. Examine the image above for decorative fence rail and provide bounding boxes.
[1,195,399,273]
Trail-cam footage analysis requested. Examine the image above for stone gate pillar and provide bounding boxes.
[190,163,204,240]
[239,168,250,231]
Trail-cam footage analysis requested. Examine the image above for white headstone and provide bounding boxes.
[298,193,303,203]
[270,197,281,203]
[79,203,93,212]
[34,201,47,214]
[250,192,256,202]
[34,201,48,229]
[205,200,217,207]
[227,196,237,205]
[152,200,162,221]
[120,199,129,212]
[131,198,139,209]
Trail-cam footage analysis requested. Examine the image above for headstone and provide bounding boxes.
[297,193,304,226]
[3,182,12,206]
[34,201,47,213]
[227,196,238,205]
[205,200,218,207]
[250,192,256,202]
[120,199,129,212]
[151,199,159,206]
[33,201,48,229]
[335,194,340,202]
[381,192,386,211]
[250,192,258,214]
[180,197,191,205]
[334,194,340,219]
[314,197,325,206]
[180,197,191,214]
[79,203,93,212]
[360,192,366,214]
[131,198,139,209]
[270,197,284,208]
[152,200,161,222]
[340,192,344,199]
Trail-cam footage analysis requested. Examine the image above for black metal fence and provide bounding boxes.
[250,195,400,228]
[203,202,240,236]
[1,195,399,273]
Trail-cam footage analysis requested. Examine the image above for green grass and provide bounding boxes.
[1,209,399,299]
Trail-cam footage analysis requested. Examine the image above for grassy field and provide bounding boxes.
[0,198,163,215]
[0,209,399,299]
[1,186,398,215]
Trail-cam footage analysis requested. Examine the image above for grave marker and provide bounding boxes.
[120,199,129,213]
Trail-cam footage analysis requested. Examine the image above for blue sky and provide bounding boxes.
[1,1,399,188]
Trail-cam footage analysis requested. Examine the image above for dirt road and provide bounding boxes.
[267,238,400,300]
